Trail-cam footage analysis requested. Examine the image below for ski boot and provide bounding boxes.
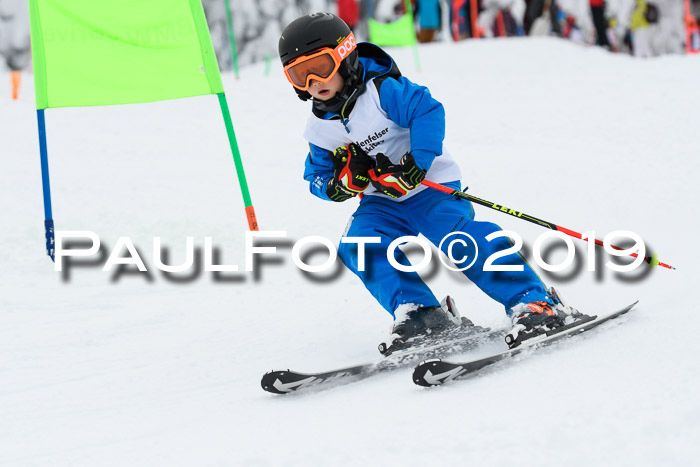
[505,287,587,349]
[378,296,473,356]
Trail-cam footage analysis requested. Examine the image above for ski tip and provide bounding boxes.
[260,370,297,395]
[420,358,443,365]
[412,359,467,387]
[261,370,283,394]
[261,369,322,395]
[413,358,441,387]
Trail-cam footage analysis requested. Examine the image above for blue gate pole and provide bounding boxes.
[36,109,55,261]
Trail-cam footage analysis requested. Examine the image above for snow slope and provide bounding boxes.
[1,38,699,467]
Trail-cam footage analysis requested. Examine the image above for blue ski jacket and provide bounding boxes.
[302,43,459,202]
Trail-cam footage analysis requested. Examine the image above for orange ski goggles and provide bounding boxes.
[283,33,357,91]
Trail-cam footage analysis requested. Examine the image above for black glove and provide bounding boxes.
[368,153,427,198]
[325,143,373,202]
[325,177,355,202]
[330,143,373,193]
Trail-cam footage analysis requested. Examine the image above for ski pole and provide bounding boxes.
[421,179,675,270]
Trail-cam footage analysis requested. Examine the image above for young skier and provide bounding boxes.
[278,12,579,353]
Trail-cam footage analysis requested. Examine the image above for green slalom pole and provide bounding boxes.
[223,0,240,79]
[217,92,258,230]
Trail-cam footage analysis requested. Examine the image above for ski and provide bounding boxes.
[412,301,639,387]
[261,326,504,395]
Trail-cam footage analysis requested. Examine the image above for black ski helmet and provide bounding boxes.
[279,12,361,101]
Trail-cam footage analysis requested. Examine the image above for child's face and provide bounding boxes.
[307,72,345,101]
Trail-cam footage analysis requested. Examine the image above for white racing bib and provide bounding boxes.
[304,80,461,201]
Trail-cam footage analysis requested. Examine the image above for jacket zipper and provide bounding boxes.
[339,88,358,134]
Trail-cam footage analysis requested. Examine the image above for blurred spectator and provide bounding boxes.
[451,0,472,40]
[603,0,635,53]
[693,0,700,18]
[416,0,441,42]
[630,0,652,57]
[606,16,621,51]
[0,0,30,100]
[529,12,550,35]
[479,0,525,38]
[563,15,583,42]
[337,0,360,30]
[688,0,700,52]
[590,0,612,48]
[525,0,562,35]
[649,0,683,55]
[0,0,31,71]
[503,5,526,35]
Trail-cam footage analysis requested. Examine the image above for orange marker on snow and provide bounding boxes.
[11,70,21,100]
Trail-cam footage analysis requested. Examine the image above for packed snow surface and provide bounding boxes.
[1,38,698,466]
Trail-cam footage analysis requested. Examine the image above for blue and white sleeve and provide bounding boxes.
[377,76,446,171]
[303,143,336,201]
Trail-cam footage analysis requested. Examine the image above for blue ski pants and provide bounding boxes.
[337,182,550,317]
